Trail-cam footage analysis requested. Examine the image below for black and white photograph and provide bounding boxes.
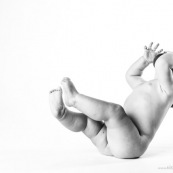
[1,0,173,172]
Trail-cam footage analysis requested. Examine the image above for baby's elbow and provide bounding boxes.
[125,71,136,81]
[125,70,131,78]
[125,72,132,83]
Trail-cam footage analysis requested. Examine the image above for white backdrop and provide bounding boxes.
[1,0,173,172]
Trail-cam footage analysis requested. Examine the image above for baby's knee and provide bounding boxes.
[105,104,126,127]
[107,104,125,118]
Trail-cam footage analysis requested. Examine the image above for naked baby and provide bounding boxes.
[49,42,173,159]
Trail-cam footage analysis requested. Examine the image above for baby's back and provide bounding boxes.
[124,80,171,139]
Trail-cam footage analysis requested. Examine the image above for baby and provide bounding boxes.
[49,42,173,159]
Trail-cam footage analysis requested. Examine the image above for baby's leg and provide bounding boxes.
[49,88,112,155]
[61,78,149,158]
[61,78,123,124]
[49,87,86,132]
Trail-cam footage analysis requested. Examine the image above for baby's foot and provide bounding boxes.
[49,87,66,119]
[61,77,78,107]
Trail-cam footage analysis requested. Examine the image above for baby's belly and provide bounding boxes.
[123,91,156,136]
[123,81,170,137]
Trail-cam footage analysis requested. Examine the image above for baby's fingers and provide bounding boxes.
[148,42,153,49]
[153,43,159,51]
[144,45,148,50]
[157,49,163,54]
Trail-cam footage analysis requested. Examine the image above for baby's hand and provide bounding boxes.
[143,42,163,63]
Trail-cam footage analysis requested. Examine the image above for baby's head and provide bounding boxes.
[153,52,166,67]
[153,52,173,108]
[153,52,167,80]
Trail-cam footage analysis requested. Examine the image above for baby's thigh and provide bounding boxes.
[92,125,112,155]
[83,118,112,155]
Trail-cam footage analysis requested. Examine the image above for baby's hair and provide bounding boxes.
[153,52,173,108]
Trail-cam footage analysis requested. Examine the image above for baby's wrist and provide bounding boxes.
[142,56,150,65]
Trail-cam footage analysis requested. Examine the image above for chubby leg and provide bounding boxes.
[49,87,112,156]
[49,87,87,132]
[61,77,149,158]
[61,77,124,124]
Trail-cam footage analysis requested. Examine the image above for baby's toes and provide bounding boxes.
[49,86,62,93]
[49,87,65,119]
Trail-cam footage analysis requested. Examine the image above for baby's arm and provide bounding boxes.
[126,42,163,89]
[125,56,149,89]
